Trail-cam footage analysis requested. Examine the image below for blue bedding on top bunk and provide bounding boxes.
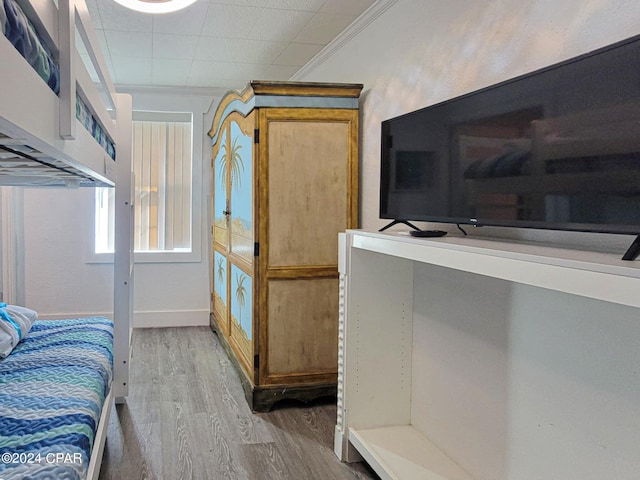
[0,317,114,480]
[2,0,60,94]
[76,94,117,160]
[1,0,117,160]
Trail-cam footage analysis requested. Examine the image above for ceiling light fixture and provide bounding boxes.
[113,0,198,14]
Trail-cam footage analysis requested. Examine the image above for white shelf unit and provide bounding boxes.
[335,230,640,480]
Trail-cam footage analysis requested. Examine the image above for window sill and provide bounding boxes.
[86,249,202,264]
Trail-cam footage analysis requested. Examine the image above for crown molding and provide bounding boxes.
[291,0,399,81]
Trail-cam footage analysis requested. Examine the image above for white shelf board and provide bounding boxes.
[348,426,473,480]
[348,230,640,309]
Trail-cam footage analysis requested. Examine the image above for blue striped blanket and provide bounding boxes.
[0,317,113,480]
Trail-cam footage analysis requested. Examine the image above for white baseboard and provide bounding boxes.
[38,309,210,328]
[38,312,113,320]
[134,309,210,328]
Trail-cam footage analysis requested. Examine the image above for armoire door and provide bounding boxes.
[212,122,230,336]
[227,111,255,377]
[258,107,359,386]
[213,110,256,379]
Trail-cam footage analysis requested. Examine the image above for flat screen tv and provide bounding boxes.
[379,35,640,260]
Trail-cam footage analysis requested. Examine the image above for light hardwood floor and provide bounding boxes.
[99,327,378,480]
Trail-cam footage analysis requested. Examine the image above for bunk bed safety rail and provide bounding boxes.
[0,0,119,186]
[59,0,117,144]
[2,0,117,146]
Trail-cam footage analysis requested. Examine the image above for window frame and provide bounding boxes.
[87,109,203,265]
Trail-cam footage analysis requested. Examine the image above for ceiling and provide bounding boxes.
[82,0,377,92]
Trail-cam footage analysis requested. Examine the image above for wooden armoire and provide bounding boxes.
[208,81,362,411]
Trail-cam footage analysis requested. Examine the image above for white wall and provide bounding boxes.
[0,188,26,305]
[294,0,640,254]
[23,187,113,317]
[22,90,219,327]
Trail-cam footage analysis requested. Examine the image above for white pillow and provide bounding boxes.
[0,303,38,358]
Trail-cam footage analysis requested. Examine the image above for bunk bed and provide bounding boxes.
[0,0,133,478]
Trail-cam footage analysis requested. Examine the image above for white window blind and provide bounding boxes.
[95,113,193,253]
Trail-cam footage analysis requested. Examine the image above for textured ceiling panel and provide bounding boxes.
[85,0,376,91]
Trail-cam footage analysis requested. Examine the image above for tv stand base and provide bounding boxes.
[379,219,421,232]
[622,234,640,261]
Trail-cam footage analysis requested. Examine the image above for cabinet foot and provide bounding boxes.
[251,384,337,412]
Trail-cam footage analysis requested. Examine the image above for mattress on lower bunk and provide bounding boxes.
[0,317,113,480]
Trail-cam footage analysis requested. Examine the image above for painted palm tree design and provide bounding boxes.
[216,257,225,289]
[235,272,248,333]
[219,136,244,193]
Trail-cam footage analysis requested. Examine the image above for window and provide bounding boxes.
[95,112,193,254]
